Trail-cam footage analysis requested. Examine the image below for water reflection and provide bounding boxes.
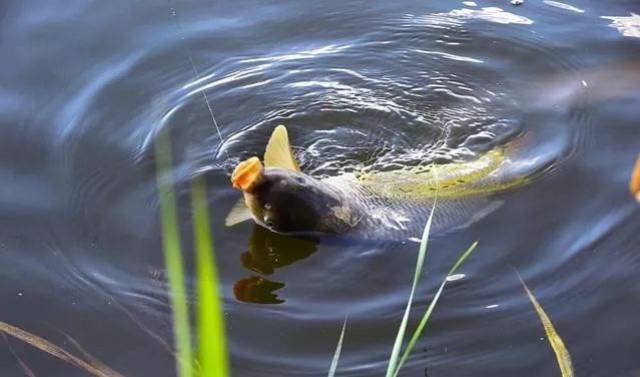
[233,224,317,304]
[234,276,286,304]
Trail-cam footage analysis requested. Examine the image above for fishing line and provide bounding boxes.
[168,1,229,160]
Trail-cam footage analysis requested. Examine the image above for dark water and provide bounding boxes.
[1,0,640,375]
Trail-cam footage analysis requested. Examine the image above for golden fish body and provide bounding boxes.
[229,125,534,239]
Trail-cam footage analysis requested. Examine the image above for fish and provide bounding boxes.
[227,125,535,240]
[631,155,640,203]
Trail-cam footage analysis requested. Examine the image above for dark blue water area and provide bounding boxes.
[1,0,639,376]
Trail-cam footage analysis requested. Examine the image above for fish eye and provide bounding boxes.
[294,176,306,185]
[265,218,275,228]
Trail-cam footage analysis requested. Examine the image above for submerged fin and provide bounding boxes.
[428,197,503,234]
[264,125,301,171]
[225,198,253,226]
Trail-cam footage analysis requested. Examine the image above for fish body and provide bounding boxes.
[228,125,531,240]
[324,144,527,200]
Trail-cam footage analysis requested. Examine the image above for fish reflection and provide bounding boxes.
[234,276,285,304]
[233,224,317,304]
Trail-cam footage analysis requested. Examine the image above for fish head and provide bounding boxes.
[231,157,351,235]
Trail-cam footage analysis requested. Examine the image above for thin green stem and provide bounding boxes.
[192,176,229,377]
[392,241,478,376]
[155,130,194,377]
[385,199,437,377]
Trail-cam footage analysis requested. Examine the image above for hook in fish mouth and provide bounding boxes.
[231,156,263,192]
[230,161,358,235]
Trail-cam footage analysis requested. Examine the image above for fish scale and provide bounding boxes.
[323,173,506,239]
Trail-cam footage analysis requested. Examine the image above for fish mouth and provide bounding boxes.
[231,157,264,192]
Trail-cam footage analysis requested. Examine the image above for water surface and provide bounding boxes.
[1,0,640,376]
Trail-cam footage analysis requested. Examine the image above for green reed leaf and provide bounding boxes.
[385,198,437,377]
[191,176,230,377]
[154,129,194,377]
[392,241,478,376]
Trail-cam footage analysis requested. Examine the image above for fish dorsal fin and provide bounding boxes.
[264,125,301,171]
[225,198,253,226]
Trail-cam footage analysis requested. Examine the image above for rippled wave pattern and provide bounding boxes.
[1,0,639,376]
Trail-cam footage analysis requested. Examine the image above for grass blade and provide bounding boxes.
[516,271,574,377]
[62,333,123,375]
[446,241,478,277]
[385,199,437,377]
[154,130,194,377]
[191,176,230,377]
[0,320,124,377]
[392,241,478,376]
[3,333,39,377]
[327,317,348,377]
